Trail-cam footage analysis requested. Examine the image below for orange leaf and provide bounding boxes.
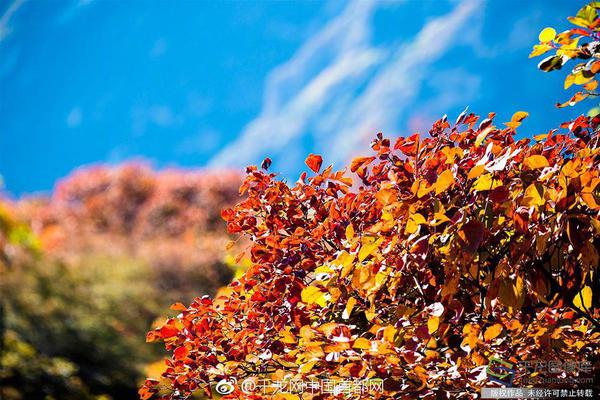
[174,346,189,360]
[305,154,323,173]
[350,156,376,173]
[434,169,455,194]
[523,155,549,169]
[484,324,503,341]
[170,302,187,312]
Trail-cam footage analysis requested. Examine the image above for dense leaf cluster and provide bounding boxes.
[142,111,600,399]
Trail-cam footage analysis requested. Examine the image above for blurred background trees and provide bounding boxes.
[0,164,242,399]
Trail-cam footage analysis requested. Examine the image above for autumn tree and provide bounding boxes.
[1,164,242,399]
[142,4,600,399]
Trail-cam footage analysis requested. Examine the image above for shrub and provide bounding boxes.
[142,112,600,399]
[1,164,242,399]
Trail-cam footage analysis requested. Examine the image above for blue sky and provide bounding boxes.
[0,0,586,196]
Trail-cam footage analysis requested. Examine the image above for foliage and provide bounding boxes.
[1,164,241,399]
[142,109,600,399]
[1,331,100,400]
[530,2,600,109]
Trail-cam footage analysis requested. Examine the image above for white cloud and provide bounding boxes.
[209,0,382,167]
[55,0,96,26]
[209,0,481,170]
[0,0,26,43]
[326,0,479,164]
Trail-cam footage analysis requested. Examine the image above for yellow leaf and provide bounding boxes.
[557,37,581,58]
[365,309,377,322]
[405,212,426,234]
[523,182,545,207]
[342,297,357,320]
[472,173,501,192]
[461,323,480,350]
[413,179,433,198]
[564,74,576,89]
[539,27,556,42]
[568,16,591,28]
[358,236,383,262]
[279,328,297,344]
[529,44,553,58]
[275,394,300,400]
[300,360,317,374]
[524,155,549,169]
[383,325,396,343]
[484,323,503,341]
[334,251,356,278]
[314,265,333,282]
[505,111,529,130]
[301,286,329,307]
[428,317,440,334]
[442,146,464,163]
[573,286,592,312]
[345,224,355,241]
[434,169,455,194]
[353,337,371,350]
[475,126,493,147]
[574,71,593,85]
[561,159,581,178]
[432,212,450,226]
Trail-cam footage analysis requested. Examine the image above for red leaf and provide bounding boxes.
[305,154,323,173]
[159,324,180,339]
[458,220,484,253]
[251,291,267,302]
[261,157,272,170]
[221,208,235,221]
[174,346,189,360]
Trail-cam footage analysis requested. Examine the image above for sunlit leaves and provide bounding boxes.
[471,173,501,192]
[350,156,376,175]
[573,285,593,312]
[522,182,545,207]
[434,169,455,194]
[301,286,329,307]
[427,317,440,334]
[529,44,553,58]
[305,153,323,173]
[483,324,503,341]
[504,111,529,130]
[539,27,557,42]
[532,3,600,107]
[358,236,383,262]
[142,107,600,398]
[523,155,549,169]
[405,212,426,234]
[342,297,357,320]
